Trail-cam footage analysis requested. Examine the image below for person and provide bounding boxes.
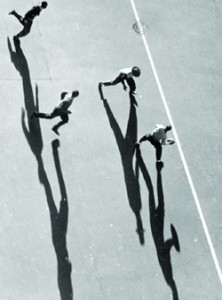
[99,66,141,96]
[9,2,48,39]
[31,90,79,135]
[136,124,175,163]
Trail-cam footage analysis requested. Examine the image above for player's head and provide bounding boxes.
[72,90,79,98]
[41,2,48,9]
[165,125,172,132]
[132,66,141,77]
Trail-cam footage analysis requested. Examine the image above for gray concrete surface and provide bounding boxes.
[0,1,222,299]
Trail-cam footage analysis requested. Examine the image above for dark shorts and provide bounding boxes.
[147,134,161,147]
[22,18,33,27]
[126,77,136,92]
[52,109,69,122]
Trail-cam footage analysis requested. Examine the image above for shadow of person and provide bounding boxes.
[136,146,180,300]
[7,37,73,300]
[7,37,43,157]
[51,139,73,300]
[103,93,144,245]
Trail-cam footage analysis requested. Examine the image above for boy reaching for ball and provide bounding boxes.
[136,124,175,163]
[99,66,141,100]
[31,90,79,135]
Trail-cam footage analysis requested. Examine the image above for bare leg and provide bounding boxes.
[31,111,56,119]
[9,11,25,25]
[16,19,32,38]
[52,114,69,135]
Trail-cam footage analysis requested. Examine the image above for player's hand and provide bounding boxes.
[167,138,175,145]
[130,90,137,95]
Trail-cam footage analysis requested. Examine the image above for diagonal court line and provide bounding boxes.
[129,0,222,286]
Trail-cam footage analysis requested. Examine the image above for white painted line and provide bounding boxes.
[129,0,222,286]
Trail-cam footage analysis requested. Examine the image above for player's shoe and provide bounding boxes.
[156,160,164,170]
[130,90,137,95]
[135,142,140,148]
[9,10,15,15]
[52,127,60,135]
[156,160,163,164]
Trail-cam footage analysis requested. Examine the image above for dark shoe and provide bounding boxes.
[9,10,15,15]
[130,90,137,95]
[171,224,180,252]
[156,160,163,163]
[135,142,140,148]
[156,160,164,171]
[52,127,60,135]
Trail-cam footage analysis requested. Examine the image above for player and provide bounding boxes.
[9,2,48,39]
[136,124,175,163]
[99,66,141,97]
[30,90,79,135]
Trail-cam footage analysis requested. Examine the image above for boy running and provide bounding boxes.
[31,90,79,135]
[9,2,48,39]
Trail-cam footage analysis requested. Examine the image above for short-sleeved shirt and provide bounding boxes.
[25,6,41,20]
[151,124,167,145]
[118,68,133,80]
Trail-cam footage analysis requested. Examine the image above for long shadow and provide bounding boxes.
[8,38,73,300]
[102,93,144,244]
[136,147,180,299]
[51,139,73,300]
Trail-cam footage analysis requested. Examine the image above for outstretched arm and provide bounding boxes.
[135,134,149,147]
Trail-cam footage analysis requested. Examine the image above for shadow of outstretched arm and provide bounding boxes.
[136,147,180,300]
[103,95,144,244]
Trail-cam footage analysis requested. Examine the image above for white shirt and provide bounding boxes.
[152,124,168,145]
[119,68,133,79]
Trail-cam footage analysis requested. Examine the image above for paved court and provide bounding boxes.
[0,1,222,299]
